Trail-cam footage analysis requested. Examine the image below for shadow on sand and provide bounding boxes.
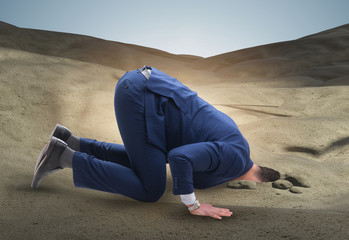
[285,136,349,156]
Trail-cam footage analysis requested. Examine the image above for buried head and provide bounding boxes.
[233,164,280,183]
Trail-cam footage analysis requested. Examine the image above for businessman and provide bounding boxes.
[32,66,280,220]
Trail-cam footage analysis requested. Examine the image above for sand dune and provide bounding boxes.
[0,21,348,239]
[191,24,349,84]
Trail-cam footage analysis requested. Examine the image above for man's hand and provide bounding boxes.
[188,203,233,220]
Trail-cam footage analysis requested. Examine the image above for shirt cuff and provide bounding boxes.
[180,192,196,205]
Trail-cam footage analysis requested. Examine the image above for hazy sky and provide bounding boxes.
[1,0,349,57]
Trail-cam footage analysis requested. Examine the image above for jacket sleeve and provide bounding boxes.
[167,148,195,195]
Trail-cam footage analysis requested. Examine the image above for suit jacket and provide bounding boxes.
[142,67,253,194]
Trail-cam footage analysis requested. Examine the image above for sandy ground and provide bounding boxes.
[1,21,349,239]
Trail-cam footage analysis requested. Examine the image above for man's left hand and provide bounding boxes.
[189,203,233,220]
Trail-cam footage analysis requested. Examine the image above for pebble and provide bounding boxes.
[272,180,293,189]
[227,180,257,189]
[284,174,311,188]
[289,187,303,194]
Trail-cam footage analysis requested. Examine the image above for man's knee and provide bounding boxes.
[144,184,165,202]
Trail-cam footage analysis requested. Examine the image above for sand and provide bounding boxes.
[0,21,348,239]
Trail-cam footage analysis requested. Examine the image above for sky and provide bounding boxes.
[1,0,349,57]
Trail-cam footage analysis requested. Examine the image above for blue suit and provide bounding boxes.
[72,67,253,202]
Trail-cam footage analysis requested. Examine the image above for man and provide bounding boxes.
[32,66,280,220]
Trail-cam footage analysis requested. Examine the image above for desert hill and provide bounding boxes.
[191,24,349,84]
[0,21,202,73]
[1,21,349,85]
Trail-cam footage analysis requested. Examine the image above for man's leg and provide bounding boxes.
[73,72,167,202]
[49,124,132,168]
[79,138,132,169]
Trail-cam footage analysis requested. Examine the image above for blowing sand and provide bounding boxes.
[1,21,348,239]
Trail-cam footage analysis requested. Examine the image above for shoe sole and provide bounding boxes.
[33,141,50,174]
[33,124,70,174]
[31,138,64,189]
